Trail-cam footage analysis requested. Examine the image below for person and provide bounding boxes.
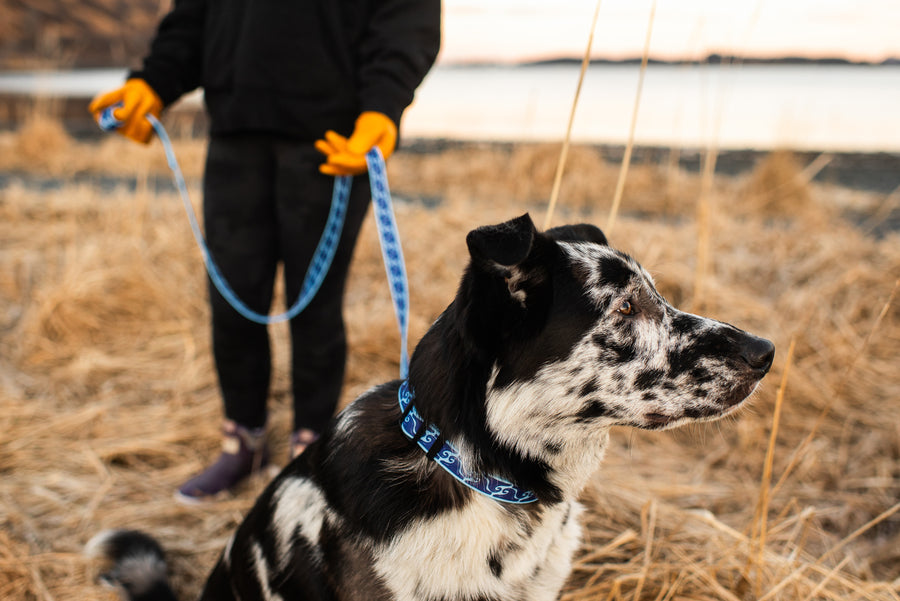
[89,0,441,502]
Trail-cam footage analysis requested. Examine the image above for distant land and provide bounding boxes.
[1,0,898,71]
[1,0,160,69]
[481,54,900,68]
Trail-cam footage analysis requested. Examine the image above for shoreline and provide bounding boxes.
[2,95,898,196]
[2,137,898,238]
[3,134,898,195]
[401,139,900,195]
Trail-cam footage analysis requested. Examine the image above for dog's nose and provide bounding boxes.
[740,336,775,371]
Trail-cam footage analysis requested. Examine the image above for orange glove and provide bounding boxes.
[315,111,397,176]
[88,78,163,145]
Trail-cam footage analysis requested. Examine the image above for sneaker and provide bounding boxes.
[290,428,320,460]
[175,420,269,503]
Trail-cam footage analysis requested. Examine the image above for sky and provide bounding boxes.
[439,0,900,64]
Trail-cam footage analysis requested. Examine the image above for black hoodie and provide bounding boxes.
[131,0,441,140]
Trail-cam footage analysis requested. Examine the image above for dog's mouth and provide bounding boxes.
[640,375,765,430]
[721,374,766,408]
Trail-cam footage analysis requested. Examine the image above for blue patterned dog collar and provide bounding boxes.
[398,380,538,504]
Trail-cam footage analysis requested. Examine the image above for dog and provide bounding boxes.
[88,213,774,601]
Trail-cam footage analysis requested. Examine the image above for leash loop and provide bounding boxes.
[97,107,410,376]
[146,112,349,325]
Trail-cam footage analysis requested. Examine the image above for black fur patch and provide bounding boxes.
[598,256,635,288]
[488,553,503,578]
[579,378,599,397]
[543,441,563,455]
[592,332,637,362]
[634,369,665,390]
[575,400,613,422]
[666,328,735,377]
[545,223,608,245]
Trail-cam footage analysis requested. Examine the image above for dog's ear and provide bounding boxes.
[545,223,608,246]
[466,213,536,270]
[464,214,546,311]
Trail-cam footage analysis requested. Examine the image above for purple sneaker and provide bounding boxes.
[175,421,269,503]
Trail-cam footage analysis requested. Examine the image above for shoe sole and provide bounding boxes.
[173,465,281,506]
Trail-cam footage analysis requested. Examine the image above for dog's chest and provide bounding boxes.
[371,497,583,601]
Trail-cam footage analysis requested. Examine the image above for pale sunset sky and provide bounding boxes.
[438,0,900,64]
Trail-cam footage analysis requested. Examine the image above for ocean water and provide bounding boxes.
[402,63,900,152]
[1,64,898,152]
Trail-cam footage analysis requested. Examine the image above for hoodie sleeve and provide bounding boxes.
[128,0,206,107]
[356,0,441,127]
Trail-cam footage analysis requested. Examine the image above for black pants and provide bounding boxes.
[203,134,370,432]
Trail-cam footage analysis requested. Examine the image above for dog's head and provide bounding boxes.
[409,214,774,496]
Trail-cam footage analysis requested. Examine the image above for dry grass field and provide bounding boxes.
[1,113,899,600]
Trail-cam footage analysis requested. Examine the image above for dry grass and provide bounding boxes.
[1,115,899,601]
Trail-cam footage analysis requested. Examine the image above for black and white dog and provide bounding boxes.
[89,214,774,601]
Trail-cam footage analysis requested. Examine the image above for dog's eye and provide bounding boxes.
[618,300,636,316]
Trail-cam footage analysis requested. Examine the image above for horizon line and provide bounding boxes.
[438,52,900,68]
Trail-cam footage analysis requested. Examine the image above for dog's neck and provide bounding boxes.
[407,306,570,504]
[402,376,609,505]
[484,367,612,500]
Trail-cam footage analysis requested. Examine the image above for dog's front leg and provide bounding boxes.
[199,494,334,601]
[199,554,238,601]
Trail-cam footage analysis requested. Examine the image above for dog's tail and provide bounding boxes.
[85,529,178,601]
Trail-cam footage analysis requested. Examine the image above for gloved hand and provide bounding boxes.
[88,78,163,145]
[315,111,397,176]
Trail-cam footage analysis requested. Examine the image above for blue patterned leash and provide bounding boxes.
[398,380,538,504]
[151,113,350,325]
[366,148,409,379]
[97,107,411,376]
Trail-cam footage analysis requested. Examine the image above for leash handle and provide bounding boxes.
[97,103,124,131]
